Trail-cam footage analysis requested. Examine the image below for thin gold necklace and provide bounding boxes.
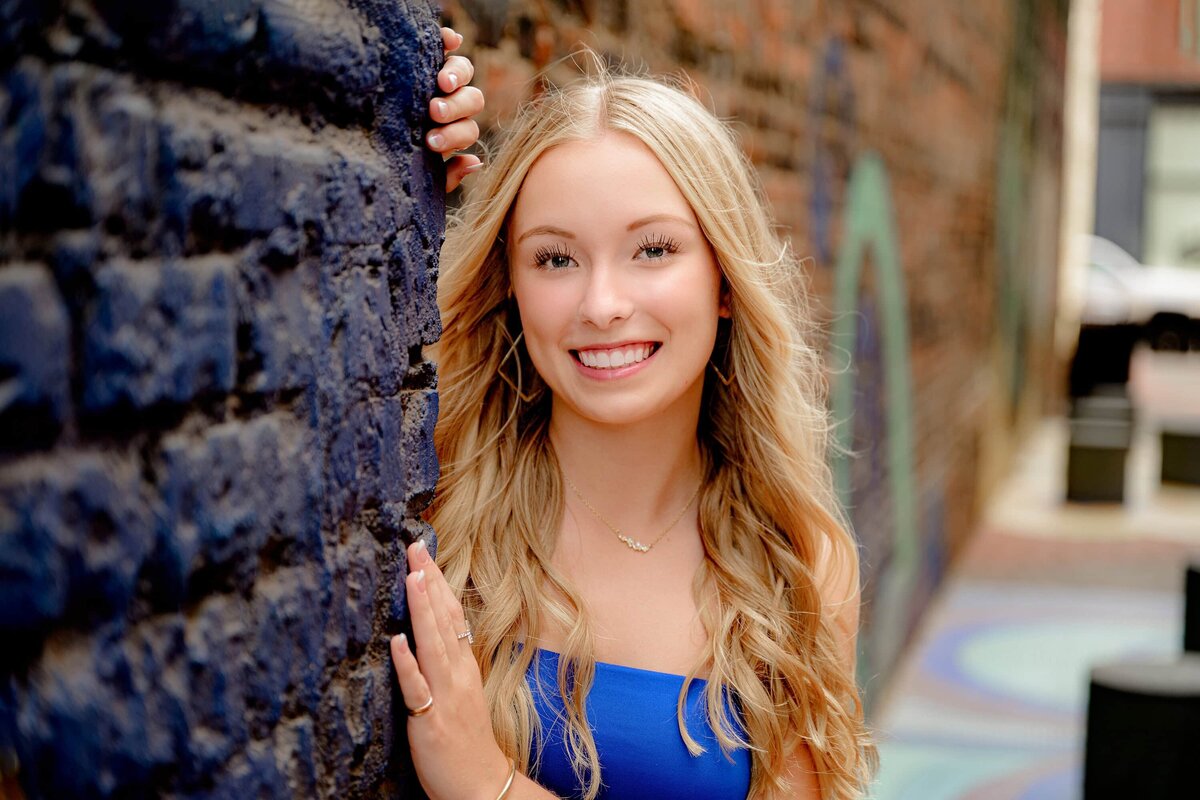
[563,474,702,553]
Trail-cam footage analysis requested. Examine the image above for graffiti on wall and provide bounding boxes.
[828,154,920,687]
[807,35,925,688]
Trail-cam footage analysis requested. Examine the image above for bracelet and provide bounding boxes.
[494,757,516,800]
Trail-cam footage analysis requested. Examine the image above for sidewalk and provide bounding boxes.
[869,348,1200,800]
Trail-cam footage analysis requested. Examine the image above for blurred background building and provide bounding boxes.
[1094,0,1200,266]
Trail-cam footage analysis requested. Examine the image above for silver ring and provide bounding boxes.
[456,629,474,644]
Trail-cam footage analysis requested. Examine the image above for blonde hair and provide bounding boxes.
[430,61,875,800]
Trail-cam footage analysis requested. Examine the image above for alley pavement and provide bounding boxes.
[869,347,1200,800]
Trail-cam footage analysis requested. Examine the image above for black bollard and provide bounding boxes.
[1083,656,1200,799]
[1161,423,1200,486]
[1066,416,1131,503]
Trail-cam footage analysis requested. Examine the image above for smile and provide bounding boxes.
[570,342,661,371]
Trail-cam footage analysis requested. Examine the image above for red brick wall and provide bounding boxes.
[1100,0,1200,85]
[443,0,1067,689]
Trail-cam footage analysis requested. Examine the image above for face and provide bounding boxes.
[507,131,727,428]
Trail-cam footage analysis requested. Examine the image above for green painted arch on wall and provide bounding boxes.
[829,152,919,678]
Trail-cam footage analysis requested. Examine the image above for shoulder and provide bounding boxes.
[813,532,861,671]
[814,533,859,607]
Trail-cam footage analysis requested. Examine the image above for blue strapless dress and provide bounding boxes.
[525,649,752,799]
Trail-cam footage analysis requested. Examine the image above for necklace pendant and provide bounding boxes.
[618,535,651,553]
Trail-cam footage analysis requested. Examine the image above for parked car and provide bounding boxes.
[1070,235,1200,397]
[1082,234,1200,351]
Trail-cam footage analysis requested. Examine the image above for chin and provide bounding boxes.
[555,381,704,429]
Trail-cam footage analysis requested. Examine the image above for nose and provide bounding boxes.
[577,263,633,328]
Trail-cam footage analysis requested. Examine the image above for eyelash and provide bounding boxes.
[533,244,577,270]
[636,235,680,260]
[531,235,682,270]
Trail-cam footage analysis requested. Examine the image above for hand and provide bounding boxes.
[391,539,510,800]
[428,26,485,192]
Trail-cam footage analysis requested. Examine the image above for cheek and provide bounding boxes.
[668,267,723,336]
[513,284,567,371]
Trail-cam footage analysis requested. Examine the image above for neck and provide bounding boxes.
[548,397,705,528]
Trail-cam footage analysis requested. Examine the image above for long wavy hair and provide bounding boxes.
[429,61,875,800]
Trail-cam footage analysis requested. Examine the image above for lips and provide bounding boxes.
[570,342,660,370]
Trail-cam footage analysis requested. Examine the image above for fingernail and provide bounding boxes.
[415,569,426,591]
[414,538,428,563]
[397,633,407,647]
[427,132,444,149]
[433,99,448,118]
[456,32,464,45]
[464,162,485,173]
[447,73,458,90]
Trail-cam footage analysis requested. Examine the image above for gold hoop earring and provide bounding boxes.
[708,359,736,388]
[497,330,542,403]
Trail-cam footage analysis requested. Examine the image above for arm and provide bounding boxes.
[390,539,560,800]
[764,536,862,799]
[814,533,861,675]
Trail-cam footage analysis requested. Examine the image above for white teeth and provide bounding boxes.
[577,344,656,369]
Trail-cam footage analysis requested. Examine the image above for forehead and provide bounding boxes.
[509,132,699,233]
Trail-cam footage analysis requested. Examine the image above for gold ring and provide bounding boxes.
[407,695,434,717]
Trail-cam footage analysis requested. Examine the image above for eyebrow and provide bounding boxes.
[515,225,575,244]
[514,214,697,245]
[627,213,696,232]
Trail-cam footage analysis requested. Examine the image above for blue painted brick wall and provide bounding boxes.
[0,1,445,796]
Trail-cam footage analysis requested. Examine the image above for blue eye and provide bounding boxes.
[533,245,577,270]
[636,235,681,261]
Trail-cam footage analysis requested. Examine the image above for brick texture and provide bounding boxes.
[0,0,444,796]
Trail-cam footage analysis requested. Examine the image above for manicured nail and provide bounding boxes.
[414,539,428,563]
[396,633,407,647]
[415,569,426,590]
[433,99,448,118]
[427,132,444,149]
[455,32,464,45]
[447,73,458,90]
[463,161,485,173]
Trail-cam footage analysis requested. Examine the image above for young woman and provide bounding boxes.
[401,52,876,800]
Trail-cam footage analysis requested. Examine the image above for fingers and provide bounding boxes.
[407,565,450,681]
[429,85,484,125]
[430,31,483,192]
[441,26,463,54]
[433,563,473,652]
[409,540,466,656]
[445,154,483,193]
[426,118,480,154]
[438,54,475,95]
[390,634,434,715]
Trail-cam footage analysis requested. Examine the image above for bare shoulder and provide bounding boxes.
[814,532,861,671]
[768,738,823,799]
[756,534,862,799]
